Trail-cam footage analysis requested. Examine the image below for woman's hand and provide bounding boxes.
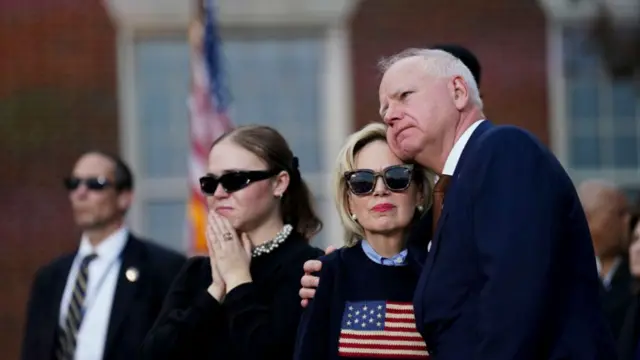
[208,212,253,292]
[206,217,226,302]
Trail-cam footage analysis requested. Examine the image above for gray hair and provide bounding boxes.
[378,48,483,108]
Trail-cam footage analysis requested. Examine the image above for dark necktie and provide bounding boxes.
[432,175,452,239]
[56,253,98,360]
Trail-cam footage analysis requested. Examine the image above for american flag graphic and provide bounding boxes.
[338,300,429,359]
[186,0,234,254]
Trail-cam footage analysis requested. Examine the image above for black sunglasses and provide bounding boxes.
[64,176,113,191]
[344,164,414,196]
[199,169,279,195]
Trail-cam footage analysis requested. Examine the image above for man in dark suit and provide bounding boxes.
[298,43,483,307]
[579,179,632,341]
[377,48,615,359]
[21,151,186,360]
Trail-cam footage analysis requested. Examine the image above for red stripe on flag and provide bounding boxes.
[338,301,429,359]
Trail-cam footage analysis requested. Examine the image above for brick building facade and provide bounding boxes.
[2,0,638,357]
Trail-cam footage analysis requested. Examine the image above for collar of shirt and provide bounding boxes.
[440,119,485,177]
[596,255,622,289]
[59,227,129,360]
[77,227,129,264]
[361,240,408,266]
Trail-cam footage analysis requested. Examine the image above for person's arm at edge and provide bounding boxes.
[300,245,337,307]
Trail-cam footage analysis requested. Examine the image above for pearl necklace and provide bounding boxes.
[251,224,293,258]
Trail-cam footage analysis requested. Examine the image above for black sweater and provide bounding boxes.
[294,242,430,359]
[139,232,323,359]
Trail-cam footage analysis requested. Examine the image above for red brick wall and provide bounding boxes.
[350,0,549,145]
[0,1,117,358]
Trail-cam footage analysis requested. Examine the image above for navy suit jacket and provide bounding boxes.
[412,121,616,359]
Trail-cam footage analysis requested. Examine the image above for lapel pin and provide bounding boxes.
[125,267,139,283]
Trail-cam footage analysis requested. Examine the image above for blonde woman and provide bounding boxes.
[294,123,434,359]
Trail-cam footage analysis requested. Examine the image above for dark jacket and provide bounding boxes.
[139,232,323,359]
[20,234,186,360]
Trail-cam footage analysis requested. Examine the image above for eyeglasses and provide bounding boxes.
[344,164,413,196]
[63,176,113,191]
[199,170,279,195]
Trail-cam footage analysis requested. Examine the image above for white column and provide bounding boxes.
[321,18,355,248]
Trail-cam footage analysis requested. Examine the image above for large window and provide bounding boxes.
[551,23,640,194]
[129,31,333,252]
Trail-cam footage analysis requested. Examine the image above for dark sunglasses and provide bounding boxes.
[199,169,279,195]
[63,176,113,191]
[344,164,414,196]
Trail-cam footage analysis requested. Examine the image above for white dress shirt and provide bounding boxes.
[59,227,128,360]
[596,256,622,290]
[428,119,485,252]
[441,119,485,176]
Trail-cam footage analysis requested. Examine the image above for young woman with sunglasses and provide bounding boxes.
[140,125,323,359]
[294,123,434,359]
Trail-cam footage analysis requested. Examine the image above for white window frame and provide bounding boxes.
[543,1,640,189]
[105,0,361,250]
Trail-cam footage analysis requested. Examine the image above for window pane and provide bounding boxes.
[563,24,640,174]
[134,33,329,252]
[611,80,638,134]
[612,136,639,168]
[562,26,599,79]
[135,40,191,178]
[570,135,601,168]
[224,35,323,173]
[134,34,324,177]
[567,80,600,136]
[144,200,187,253]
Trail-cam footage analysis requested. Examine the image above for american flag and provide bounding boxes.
[338,300,429,359]
[186,0,234,254]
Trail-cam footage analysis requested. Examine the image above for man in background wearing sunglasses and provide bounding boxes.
[21,151,186,360]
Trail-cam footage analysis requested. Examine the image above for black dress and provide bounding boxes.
[139,232,323,359]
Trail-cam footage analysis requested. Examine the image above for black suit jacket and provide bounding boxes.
[20,234,186,360]
[139,232,323,359]
[412,122,616,359]
[600,257,633,341]
[618,291,640,360]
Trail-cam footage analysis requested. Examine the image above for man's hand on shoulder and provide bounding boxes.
[299,245,337,308]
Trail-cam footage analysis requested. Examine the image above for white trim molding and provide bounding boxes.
[545,20,568,166]
[107,0,361,248]
[104,0,362,28]
[321,20,355,247]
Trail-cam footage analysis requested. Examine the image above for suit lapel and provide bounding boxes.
[422,211,450,283]
[44,256,75,355]
[103,235,143,356]
[421,121,493,280]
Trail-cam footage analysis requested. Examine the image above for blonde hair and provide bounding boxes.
[333,122,435,246]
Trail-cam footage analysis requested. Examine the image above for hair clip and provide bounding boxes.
[292,156,299,170]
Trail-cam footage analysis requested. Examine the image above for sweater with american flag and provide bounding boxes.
[294,242,429,360]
